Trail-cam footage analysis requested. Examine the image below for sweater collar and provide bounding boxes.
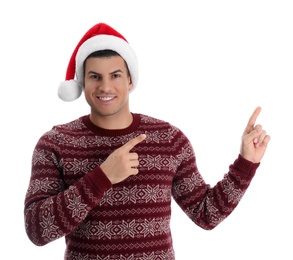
[81,113,140,136]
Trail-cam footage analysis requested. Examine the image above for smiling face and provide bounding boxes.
[83,55,133,128]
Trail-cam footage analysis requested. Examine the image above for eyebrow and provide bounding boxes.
[87,69,124,76]
[110,69,124,75]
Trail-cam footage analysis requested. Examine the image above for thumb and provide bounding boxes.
[123,134,146,151]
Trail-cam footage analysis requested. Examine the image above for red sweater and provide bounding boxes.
[24,113,259,259]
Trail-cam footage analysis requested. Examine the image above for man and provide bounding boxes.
[24,23,270,260]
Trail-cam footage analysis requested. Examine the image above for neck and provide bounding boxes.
[90,111,133,130]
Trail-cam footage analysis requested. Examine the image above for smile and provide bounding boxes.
[98,96,116,101]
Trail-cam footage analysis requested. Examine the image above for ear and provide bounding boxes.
[128,78,134,91]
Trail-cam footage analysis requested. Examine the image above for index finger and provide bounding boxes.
[246,106,261,128]
[123,134,146,151]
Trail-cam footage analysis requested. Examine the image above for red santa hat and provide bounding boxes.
[58,23,138,101]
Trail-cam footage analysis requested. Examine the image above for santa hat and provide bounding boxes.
[58,23,138,101]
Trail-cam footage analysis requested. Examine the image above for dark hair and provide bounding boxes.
[83,49,131,80]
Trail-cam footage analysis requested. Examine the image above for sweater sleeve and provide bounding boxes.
[24,134,112,246]
[172,138,259,230]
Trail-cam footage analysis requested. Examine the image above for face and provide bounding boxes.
[83,55,133,121]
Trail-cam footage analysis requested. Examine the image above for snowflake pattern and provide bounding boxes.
[120,186,138,204]
[118,220,136,238]
[77,217,170,240]
[176,144,194,162]
[141,155,178,171]
[32,149,48,165]
[222,179,243,203]
[25,113,254,259]
[67,194,87,219]
[65,187,88,219]
[173,172,204,196]
[184,172,204,191]
[64,158,96,175]
[98,184,170,206]
[40,213,59,240]
[28,177,61,195]
[143,185,160,202]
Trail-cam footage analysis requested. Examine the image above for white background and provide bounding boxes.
[1,0,292,259]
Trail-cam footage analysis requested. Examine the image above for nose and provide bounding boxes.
[99,78,111,92]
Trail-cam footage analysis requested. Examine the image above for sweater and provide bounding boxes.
[24,113,259,260]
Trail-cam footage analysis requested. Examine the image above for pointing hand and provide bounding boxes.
[240,107,270,163]
[100,134,146,184]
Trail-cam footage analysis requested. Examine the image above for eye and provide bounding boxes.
[112,73,121,79]
[89,74,100,80]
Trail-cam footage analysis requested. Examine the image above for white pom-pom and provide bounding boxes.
[58,80,82,102]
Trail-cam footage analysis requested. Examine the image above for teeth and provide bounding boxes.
[99,96,114,101]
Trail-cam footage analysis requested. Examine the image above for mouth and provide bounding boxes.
[96,95,116,103]
[99,96,115,101]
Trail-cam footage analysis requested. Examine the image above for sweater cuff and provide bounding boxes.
[85,167,112,194]
[231,154,260,180]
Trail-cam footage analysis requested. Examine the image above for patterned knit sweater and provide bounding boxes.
[24,113,259,260]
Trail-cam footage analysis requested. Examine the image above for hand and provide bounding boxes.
[100,134,146,184]
[240,106,270,163]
